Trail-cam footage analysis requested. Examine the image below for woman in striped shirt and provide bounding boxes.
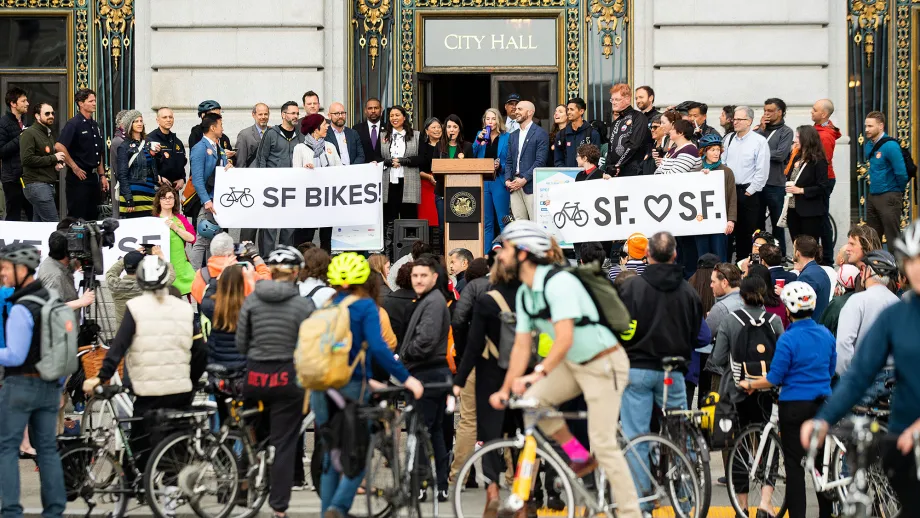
[654,119,701,175]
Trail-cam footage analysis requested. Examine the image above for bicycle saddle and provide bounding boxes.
[206,363,229,376]
[661,357,688,370]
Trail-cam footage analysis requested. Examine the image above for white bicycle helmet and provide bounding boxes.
[136,255,170,291]
[837,264,860,290]
[266,246,305,269]
[894,219,920,262]
[780,281,817,314]
[499,220,552,258]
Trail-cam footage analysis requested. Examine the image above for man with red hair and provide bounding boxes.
[605,83,649,177]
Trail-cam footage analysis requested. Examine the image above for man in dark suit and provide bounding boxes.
[235,103,270,169]
[760,243,798,285]
[353,97,383,164]
[326,102,365,165]
[504,100,549,221]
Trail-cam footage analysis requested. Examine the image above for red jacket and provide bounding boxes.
[815,121,842,180]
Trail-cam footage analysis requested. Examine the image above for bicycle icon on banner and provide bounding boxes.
[219,187,255,208]
[553,201,590,228]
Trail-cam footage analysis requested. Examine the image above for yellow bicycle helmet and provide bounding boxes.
[328,252,371,286]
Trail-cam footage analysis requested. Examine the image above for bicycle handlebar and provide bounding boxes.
[805,420,825,473]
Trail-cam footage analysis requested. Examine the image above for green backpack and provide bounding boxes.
[19,288,79,381]
[527,262,632,334]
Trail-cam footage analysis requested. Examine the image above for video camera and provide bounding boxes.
[64,218,119,273]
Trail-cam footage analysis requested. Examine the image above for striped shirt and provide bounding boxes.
[655,143,701,175]
[608,260,647,282]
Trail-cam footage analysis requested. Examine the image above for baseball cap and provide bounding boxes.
[505,94,520,104]
[123,251,145,274]
[627,233,649,260]
[697,253,721,270]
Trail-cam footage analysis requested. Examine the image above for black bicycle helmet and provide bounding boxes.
[0,244,42,272]
[136,255,170,291]
[266,246,305,269]
[865,250,899,278]
[197,100,221,115]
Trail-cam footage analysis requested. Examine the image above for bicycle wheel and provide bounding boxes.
[827,435,851,503]
[624,434,701,518]
[59,445,129,518]
[222,431,270,518]
[362,431,398,518]
[452,438,576,518]
[672,422,712,518]
[869,462,900,518]
[144,431,239,518]
[726,424,787,518]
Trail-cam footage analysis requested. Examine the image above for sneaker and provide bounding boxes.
[418,489,427,502]
[74,402,85,414]
[162,486,180,518]
[717,476,727,485]
[437,489,449,502]
[568,456,598,478]
[755,510,775,518]
[546,495,565,511]
[291,485,307,492]
[323,508,345,518]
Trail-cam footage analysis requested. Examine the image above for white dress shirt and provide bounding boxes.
[722,129,770,195]
[388,129,406,182]
[332,126,350,165]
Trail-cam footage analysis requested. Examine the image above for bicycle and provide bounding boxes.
[452,395,702,518]
[725,390,787,518]
[219,187,255,208]
[360,382,455,518]
[552,201,589,229]
[655,357,712,517]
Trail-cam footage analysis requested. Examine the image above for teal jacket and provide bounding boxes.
[864,133,907,195]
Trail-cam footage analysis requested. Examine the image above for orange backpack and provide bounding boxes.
[446,300,457,374]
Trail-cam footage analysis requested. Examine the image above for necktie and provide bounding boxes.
[371,124,378,149]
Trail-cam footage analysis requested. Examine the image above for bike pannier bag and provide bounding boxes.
[294,295,366,390]
[19,288,79,381]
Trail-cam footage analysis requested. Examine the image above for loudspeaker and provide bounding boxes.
[393,219,429,260]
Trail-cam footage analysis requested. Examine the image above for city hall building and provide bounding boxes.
[1,0,918,236]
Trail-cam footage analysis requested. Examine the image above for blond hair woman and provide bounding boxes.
[473,107,511,254]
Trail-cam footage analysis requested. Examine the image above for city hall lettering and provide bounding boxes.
[443,34,539,51]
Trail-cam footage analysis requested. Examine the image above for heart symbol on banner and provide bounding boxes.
[644,195,672,223]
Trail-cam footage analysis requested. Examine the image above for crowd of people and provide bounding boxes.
[1,79,920,518]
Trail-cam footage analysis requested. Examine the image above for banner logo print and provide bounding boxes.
[644,194,672,223]
[219,187,256,208]
[552,201,590,229]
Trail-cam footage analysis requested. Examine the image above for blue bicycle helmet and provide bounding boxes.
[197,218,221,239]
[197,100,221,115]
[698,133,723,150]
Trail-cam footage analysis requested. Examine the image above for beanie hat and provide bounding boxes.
[300,113,326,136]
[118,110,143,133]
[123,251,145,274]
[627,233,648,260]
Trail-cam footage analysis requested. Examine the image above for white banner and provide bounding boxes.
[212,164,383,229]
[546,171,727,242]
[0,217,172,278]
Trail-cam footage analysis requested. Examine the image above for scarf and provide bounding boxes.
[703,160,722,170]
[304,134,330,168]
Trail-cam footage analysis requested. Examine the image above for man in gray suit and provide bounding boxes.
[504,100,549,221]
[234,103,270,243]
[235,103,270,168]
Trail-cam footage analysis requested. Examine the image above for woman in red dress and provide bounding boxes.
[420,117,448,249]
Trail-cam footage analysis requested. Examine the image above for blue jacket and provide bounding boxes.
[864,133,908,195]
[766,319,835,401]
[0,286,13,349]
[817,296,920,433]
[554,122,601,168]
[797,261,830,321]
[335,293,411,383]
[190,136,227,205]
[325,126,366,165]
[504,123,550,195]
[472,131,510,173]
[199,294,246,372]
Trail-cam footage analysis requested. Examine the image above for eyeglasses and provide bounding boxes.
[284,111,299,117]
[650,124,661,130]
[43,111,54,116]
[732,118,751,122]
[161,195,175,200]
[328,111,346,116]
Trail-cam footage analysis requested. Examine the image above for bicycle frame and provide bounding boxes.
[746,405,783,488]
[807,434,850,493]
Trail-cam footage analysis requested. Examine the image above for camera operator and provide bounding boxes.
[36,231,94,310]
[106,247,175,327]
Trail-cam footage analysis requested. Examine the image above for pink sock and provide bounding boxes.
[561,438,590,462]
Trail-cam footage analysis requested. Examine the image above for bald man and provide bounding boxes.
[504,100,549,220]
[236,103,270,169]
[148,106,188,189]
[325,101,365,166]
[812,98,841,264]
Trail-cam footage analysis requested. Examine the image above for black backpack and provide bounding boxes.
[319,396,369,478]
[869,136,918,180]
[728,309,778,384]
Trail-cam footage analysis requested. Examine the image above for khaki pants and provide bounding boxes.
[449,369,477,484]
[510,190,534,221]
[524,346,641,518]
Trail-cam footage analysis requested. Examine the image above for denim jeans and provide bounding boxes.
[22,183,58,223]
[694,233,728,262]
[760,184,787,255]
[311,379,370,515]
[860,366,896,406]
[620,368,687,511]
[0,376,66,518]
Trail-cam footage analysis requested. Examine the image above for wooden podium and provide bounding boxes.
[431,158,495,258]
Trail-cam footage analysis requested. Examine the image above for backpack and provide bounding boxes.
[869,136,918,180]
[728,309,778,384]
[319,396,369,478]
[18,288,79,382]
[528,263,632,334]
[294,295,367,390]
[484,290,520,370]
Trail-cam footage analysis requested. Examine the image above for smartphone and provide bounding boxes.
[233,243,245,256]
[750,253,761,265]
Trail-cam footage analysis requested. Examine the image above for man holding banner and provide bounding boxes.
[189,113,231,270]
